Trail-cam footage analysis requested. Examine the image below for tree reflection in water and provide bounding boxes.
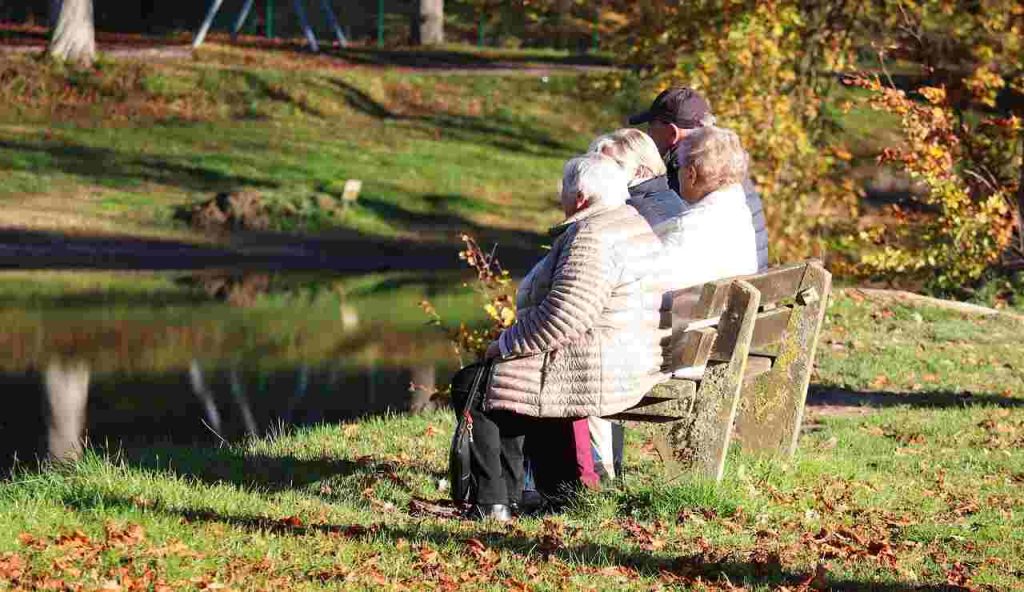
[0,269,474,475]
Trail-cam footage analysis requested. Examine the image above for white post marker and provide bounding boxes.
[341,179,362,208]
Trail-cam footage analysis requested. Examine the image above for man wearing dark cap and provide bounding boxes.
[629,87,769,271]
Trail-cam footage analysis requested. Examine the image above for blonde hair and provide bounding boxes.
[679,126,748,195]
[587,128,667,182]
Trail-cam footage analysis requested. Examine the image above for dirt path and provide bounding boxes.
[1,25,616,75]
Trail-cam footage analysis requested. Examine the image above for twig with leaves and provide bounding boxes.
[420,234,517,367]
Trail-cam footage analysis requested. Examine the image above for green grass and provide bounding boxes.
[0,46,619,248]
[2,293,1022,590]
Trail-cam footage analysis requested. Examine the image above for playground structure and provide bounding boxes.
[193,0,349,51]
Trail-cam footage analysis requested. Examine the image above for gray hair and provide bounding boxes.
[587,128,667,182]
[679,126,748,194]
[562,153,630,207]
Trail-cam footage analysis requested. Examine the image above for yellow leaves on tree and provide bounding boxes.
[420,234,517,364]
[603,0,861,264]
[849,73,1019,291]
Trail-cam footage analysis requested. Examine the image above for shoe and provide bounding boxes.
[468,503,513,522]
[512,490,550,517]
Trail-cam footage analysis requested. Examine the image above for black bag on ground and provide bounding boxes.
[448,361,491,504]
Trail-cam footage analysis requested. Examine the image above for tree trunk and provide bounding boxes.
[556,0,572,49]
[44,360,90,462]
[1017,132,1024,258]
[413,0,444,46]
[49,0,96,66]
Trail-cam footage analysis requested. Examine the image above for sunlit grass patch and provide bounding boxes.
[0,48,614,245]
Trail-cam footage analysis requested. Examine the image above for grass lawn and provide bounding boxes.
[0,45,627,250]
[1,293,1022,590]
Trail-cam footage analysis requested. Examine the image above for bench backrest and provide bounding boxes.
[665,261,831,374]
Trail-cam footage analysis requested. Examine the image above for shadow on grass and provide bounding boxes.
[807,385,1024,411]
[0,139,278,195]
[119,446,444,494]
[324,77,577,156]
[58,489,974,591]
[333,47,612,69]
[0,227,544,273]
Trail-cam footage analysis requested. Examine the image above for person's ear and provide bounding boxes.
[686,164,699,185]
[669,123,684,145]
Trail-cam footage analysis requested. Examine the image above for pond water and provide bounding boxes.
[0,269,485,475]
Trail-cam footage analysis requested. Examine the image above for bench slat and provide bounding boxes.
[606,380,697,422]
[744,355,774,380]
[669,262,814,326]
[669,327,717,371]
[710,306,792,361]
[742,263,809,307]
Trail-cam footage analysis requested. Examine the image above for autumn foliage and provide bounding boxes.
[593,0,862,264]
[595,0,1023,294]
[421,234,516,364]
[848,77,1020,292]
[845,0,1024,293]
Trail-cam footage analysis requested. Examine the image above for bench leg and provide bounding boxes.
[734,266,831,456]
[665,281,760,481]
[667,362,745,480]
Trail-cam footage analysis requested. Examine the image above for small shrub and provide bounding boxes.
[420,234,516,364]
[847,76,1020,294]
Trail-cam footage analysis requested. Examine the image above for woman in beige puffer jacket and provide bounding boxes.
[467,154,668,520]
[485,160,669,419]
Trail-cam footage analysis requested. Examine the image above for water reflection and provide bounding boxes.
[0,269,476,475]
[2,362,451,473]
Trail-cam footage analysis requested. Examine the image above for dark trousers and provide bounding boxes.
[469,403,585,505]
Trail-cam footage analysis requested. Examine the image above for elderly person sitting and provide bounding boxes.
[589,128,684,243]
[666,125,758,289]
[469,153,666,521]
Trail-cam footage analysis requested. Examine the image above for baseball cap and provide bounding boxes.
[628,87,712,128]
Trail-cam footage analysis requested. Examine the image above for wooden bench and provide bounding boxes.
[606,261,832,481]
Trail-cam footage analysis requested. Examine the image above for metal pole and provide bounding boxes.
[318,0,348,47]
[377,0,384,48]
[232,0,257,41]
[265,0,274,39]
[193,0,226,49]
[292,0,320,52]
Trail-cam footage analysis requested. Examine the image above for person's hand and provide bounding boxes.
[484,340,501,360]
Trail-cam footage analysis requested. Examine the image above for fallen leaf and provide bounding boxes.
[105,522,145,547]
[946,562,972,587]
[279,516,303,529]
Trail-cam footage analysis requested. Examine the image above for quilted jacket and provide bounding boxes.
[485,202,668,418]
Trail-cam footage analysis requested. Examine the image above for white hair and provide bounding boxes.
[587,128,667,182]
[680,126,748,194]
[562,154,630,208]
